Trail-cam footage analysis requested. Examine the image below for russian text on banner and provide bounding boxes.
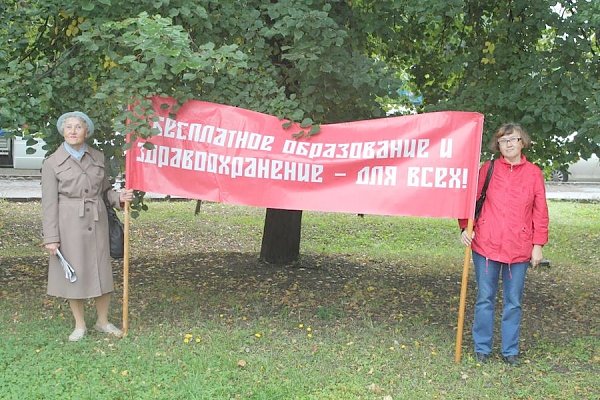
[126,97,483,219]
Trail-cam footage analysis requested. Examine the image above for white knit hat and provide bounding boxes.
[56,111,95,137]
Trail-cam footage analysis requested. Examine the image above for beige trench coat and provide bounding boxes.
[42,145,121,299]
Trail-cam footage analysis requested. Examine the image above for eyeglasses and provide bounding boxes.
[498,137,522,145]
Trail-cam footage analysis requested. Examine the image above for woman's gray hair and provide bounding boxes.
[56,111,95,137]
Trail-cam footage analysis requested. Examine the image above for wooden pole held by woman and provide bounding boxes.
[455,218,474,363]
[122,201,131,335]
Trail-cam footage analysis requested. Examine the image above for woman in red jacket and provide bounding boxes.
[460,123,549,365]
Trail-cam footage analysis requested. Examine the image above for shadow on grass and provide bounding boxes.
[2,251,597,350]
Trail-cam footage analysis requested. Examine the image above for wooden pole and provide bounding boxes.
[455,218,474,363]
[122,201,131,335]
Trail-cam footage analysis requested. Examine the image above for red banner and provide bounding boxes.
[126,97,483,218]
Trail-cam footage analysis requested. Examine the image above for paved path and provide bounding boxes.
[0,168,172,200]
[544,182,600,201]
[1,168,599,201]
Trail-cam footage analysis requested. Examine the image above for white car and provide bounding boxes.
[0,133,48,170]
[550,154,600,182]
[12,136,48,169]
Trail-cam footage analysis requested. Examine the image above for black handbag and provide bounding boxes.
[104,193,124,259]
[474,159,495,220]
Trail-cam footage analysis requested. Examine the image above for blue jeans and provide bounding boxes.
[472,251,529,356]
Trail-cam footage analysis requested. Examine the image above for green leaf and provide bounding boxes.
[121,55,137,63]
[521,115,535,125]
[291,110,304,122]
[300,118,313,128]
[81,2,95,11]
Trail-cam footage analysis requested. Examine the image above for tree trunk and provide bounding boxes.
[260,208,302,264]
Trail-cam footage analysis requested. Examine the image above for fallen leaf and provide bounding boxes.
[367,383,383,394]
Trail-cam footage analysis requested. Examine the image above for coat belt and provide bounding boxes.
[58,195,100,221]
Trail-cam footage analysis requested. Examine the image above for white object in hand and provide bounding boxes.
[56,249,77,283]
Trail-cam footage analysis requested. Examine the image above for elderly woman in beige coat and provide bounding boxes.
[42,111,134,342]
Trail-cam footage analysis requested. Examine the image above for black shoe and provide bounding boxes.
[502,355,519,366]
[475,352,490,363]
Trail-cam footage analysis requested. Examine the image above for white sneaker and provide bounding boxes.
[94,323,123,337]
[68,328,87,342]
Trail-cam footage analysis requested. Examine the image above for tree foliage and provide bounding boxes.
[0,1,396,145]
[356,0,599,168]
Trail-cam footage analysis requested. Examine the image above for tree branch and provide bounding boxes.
[18,15,50,62]
[34,45,78,79]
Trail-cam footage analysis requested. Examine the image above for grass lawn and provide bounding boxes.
[0,199,598,399]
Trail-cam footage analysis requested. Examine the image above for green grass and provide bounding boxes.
[1,199,599,399]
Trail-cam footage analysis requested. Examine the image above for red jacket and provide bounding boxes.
[459,155,549,264]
